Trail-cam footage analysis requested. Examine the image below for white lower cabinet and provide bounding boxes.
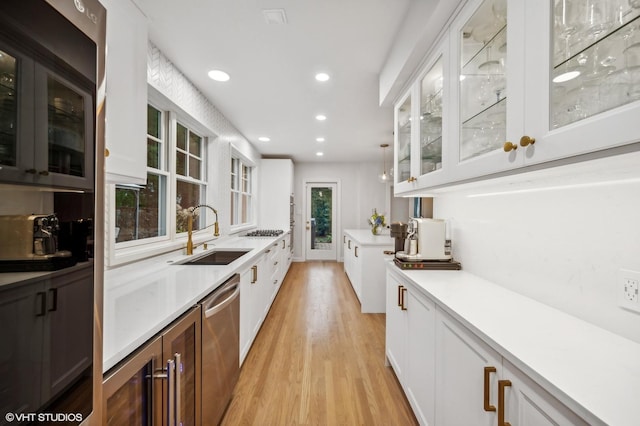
[435,308,502,426]
[386,270,436,426]
[388,269,589,426]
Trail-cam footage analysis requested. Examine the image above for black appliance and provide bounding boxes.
[0,0,105,423]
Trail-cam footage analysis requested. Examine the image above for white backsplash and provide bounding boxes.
[433,152,640,343]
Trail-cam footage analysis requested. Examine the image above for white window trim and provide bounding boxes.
[108,96,218,267]
[229,148,257,234]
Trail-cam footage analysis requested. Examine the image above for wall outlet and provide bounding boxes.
[618,269,640,313]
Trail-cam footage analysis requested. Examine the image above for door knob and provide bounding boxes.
[519,135,535,147]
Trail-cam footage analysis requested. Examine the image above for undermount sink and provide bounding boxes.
[179,249,251,266]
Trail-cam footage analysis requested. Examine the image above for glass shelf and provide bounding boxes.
[552,11,640,128]
[459,0,507,162]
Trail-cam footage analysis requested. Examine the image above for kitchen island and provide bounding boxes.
[343,229,394,313]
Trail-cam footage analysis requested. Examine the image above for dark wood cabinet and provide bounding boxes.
[103,306,201,426]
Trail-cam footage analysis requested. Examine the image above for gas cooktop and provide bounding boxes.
[244,229,284,237]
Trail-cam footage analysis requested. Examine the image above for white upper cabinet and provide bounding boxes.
[394,36,450,192]
[394,0,640,195]
[102,0,148,185]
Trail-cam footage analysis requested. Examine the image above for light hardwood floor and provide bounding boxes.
[221,261,418,426]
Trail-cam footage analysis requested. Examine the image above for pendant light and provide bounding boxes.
[378,143,390,183]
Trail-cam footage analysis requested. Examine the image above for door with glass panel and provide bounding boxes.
[524,0,640,165]
[449,0,526,181]
[305,182,337,261]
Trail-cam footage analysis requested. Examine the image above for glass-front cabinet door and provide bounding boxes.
[525,0,640,165]
[394,38,449,195]
[449,0,526,181]
[394,89,413,192]
[0,43,93,189]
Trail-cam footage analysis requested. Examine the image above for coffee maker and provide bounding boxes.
[397,218,451,261]
[0,214,74,271]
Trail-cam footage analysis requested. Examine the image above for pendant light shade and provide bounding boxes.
[378,143,390,183]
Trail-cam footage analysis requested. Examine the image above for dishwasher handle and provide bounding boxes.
[204,279,240,319]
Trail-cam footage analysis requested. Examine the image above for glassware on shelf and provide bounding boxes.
[420,56,443,175]
[0,49,17,167]
[551,2,640,129]
[396,94,412,181]
[459,0,507,161]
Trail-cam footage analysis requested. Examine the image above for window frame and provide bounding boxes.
[109,98,215,266]
[230,150,256,233]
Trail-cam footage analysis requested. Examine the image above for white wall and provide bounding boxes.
[433,152,640,343]
[293,161,390,261]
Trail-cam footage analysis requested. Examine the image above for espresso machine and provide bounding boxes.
[0,214,75,271]
[395,218,452,261]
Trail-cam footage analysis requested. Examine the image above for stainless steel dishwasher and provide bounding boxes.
[201,273,240,425]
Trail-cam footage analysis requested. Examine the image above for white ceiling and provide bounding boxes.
[135,0,413,163]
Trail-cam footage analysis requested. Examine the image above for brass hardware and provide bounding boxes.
[343,235,346,244]
[407,176,417,183]
[484,367,497,412]
[105,148,110,157]
[203,243,208,250]
[401,287,408,310]
[282,240,285,249]
[251,265,258,284]
[503,142,518,152]
[348,240,351,249]
[186,204,220,255]
[355,246,358,257]
[306,220,310,230]
[25,168,37,174]
[39,170,49,176]
[397,285,403,307]
[519,135,535,147]
[498,379,512,426]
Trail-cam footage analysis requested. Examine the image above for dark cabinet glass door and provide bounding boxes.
[0,49,17,168]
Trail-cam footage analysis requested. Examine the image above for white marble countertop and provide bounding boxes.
[103,234,287,373]
[389,265,640,426]
[344,229,394,246]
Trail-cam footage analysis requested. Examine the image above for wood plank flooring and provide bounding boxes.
[221,261,417,426]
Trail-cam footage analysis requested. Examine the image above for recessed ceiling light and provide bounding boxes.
[258,137,270,142]
[315,114,327,121]
[316,152,324,156]
[316,137,325,142]
[207,69,230,82]
[315,73,330,82]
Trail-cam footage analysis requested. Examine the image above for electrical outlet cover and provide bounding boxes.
[618,269,640,313]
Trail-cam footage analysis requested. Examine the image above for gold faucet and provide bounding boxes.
[186,204,219,255]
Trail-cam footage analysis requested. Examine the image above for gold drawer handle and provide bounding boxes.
[400,287,407,310]
[519,135,535,147]
[484,366,497,412]
[498,379,512,426]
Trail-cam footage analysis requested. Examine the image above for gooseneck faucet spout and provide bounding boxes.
[186,204,219,255]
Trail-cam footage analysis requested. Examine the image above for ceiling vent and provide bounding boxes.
[262,8,287,25]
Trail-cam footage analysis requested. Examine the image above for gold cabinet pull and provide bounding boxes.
[484,366,497,412]
[519,135,535,147]
[348,240,351,249]
[397,285,403,307]
[498,379,512,426]
[355,246,358,258]
[105,148,110,157]
[251,265,258,283]
[343,235,346,244]
[503,142,518,152]
[406,176,417,183]
[401,287,408,311]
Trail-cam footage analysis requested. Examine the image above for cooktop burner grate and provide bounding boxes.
[244,229,284,237]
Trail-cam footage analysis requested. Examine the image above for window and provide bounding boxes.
[115,105,168,243]
[175,123,206,233]
[230,157,253,226]
[113,104,210,248]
